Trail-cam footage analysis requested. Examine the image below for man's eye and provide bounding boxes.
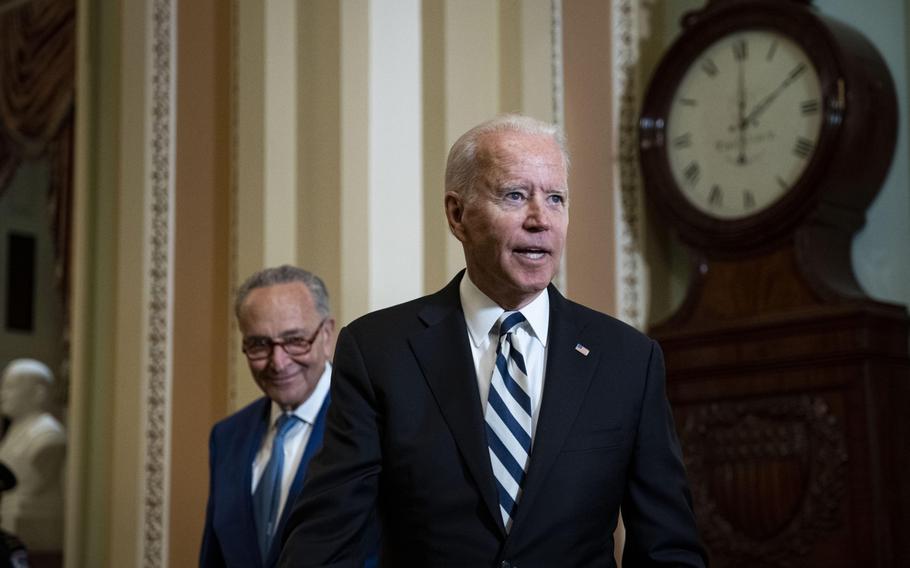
[284,336,308,347]
[547,194,565,205]
[245,339,270,349]
[504,191,525,201]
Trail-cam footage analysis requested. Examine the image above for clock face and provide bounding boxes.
[665,29,823,220]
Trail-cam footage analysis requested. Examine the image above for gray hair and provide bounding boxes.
[444,114,569,198]
[234,265,330,319]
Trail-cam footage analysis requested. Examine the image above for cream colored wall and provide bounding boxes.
[108,0,151,562]
[298,0,342,356]
[70,0,144,565]
[170,0,231,565]
[264,0,301,267]
[69,0,119,562]
[563,0,616,317]
[366,1,424,311]
[424,0,502,291]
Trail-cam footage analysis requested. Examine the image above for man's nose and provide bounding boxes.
[267,343,293,370]
[524,194,552,231]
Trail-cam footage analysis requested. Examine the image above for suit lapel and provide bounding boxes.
[409,274,504,534]
[240,399,270,568]
[511,287,600,531]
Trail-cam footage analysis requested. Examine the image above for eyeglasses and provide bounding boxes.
[241,317,328,361]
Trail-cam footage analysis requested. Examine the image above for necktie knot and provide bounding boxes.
[274,413,301,441]
[497,311,526,338]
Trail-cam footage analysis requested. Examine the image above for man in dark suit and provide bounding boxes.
[200,265,336,568]
[279,115,706,566]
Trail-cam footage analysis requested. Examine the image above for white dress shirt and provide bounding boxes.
[251,362,331,519]
[459,273,550,437]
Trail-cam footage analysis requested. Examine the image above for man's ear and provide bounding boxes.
[321,317,337,359]
[322,316,336,337]
[445,191,467,242]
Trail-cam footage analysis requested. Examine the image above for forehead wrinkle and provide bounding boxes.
[475,132,568,192]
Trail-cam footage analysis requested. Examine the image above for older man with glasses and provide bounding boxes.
[200,265,337,568]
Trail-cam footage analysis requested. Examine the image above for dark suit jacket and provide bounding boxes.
[200,394,330,568]
[280,273,705,567]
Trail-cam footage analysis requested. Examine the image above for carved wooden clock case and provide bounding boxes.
[638,0,909,566]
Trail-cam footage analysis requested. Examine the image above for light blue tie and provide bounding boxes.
[254,413,301,560]
[484,311,532,532]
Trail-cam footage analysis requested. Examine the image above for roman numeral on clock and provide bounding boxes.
[801,99,820,115]
[743,190,756,210]
[684,162,700,185]
[793,137,815,159]
[700,58,719,77]
[673,133,692,148]
[766,40,778,61]
[733,39,748,62]
[709,185,723,207]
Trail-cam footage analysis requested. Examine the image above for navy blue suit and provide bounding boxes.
[279,273,705,566]
[200,395,329,568]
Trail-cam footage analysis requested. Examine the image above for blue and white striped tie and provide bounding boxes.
[485,311,532,532]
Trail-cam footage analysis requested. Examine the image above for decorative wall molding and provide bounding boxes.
[550,0,564,130]
[611,0,648,329]
[143,0,175,564]
[551,0,567,292]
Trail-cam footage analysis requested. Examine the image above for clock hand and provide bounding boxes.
[740,62,807,128]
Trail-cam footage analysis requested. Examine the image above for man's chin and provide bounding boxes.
[494,281,551,309]
[265,381,314,409]
[269,393,305,410]
[514,273,554,294]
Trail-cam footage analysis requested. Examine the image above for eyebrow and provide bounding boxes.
[494,183,528,192]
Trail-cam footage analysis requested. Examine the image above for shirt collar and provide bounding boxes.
[269,361,332,428]
[459,272,550,347]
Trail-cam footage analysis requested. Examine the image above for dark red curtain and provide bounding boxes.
[0,0,75,318]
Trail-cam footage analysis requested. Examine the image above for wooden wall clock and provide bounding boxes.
[638,0,909,566]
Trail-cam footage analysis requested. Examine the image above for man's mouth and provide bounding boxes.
[514,247,548,260]
[268,372,298,384]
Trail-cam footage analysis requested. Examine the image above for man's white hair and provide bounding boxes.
[444,114,569,198]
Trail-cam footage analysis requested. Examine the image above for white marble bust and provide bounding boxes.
[0,359,65,552]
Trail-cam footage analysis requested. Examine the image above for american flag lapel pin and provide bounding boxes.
[574,343,590,356]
